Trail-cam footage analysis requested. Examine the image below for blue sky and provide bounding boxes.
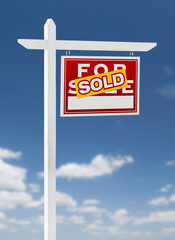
[0,0,175,239]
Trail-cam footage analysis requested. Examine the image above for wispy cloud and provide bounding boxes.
[70,205,107,217]
[24,191,77,209]
[0,224,7,231]
[0,191,33,210]
[133,210,175,225]
[161,184,172,193]
[32,215,44,225]
[8,218,31,225]
[108,208,175,226]
[163,65,174,76]
[107,226,122,235]
[28,184,40,193]
[0,189,78,212]
[0,212,6,220]
[68,215,86,224]
[0,159,27,191]
[147,197,169,206]
[33,214,86,225]
[2,146,175,239]
[109,209,130,226]
[82,199,101,205]
[56,191,77,209]
[162,227,175,235]
[147,193,175,206]
[0,147,26,191]
[0,147,21,160]
[38,154,133,180]
[166,160,175,166]
[84,220,153,237]
[86,223,105,231]
[157,85,175,99]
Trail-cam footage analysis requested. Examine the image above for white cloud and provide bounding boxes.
[133,210,175,225]
[82,199,101,205]
[0,183,77,210]
[85,222,154,238]
[87,231,103,236]
[86,224,145,238]
[109,209,130,226]
[8,190,77,210]
[57,215,86,225]
[70,206,107,217]
[25,197,43,208]
[108,209,175,226]
[169,194,175,202]
[163,65,174,76]
[166,160,175,166]
[22,191,77,209]
[86,223,105,231]
[162,227,175,235]
[107,227,151,238]
[28,184,40,193]
[161,184,172,192]
[130,231,142,237]
[0,190,38,210]
[107,226,122,235]
[0,224,7,231]
[84,221,106,236]
[0,191,43,210]
[33,215,44,225]
[8,218,31,225]
[56,191,77,209]
[93,220,104,224]
[0,212,6,220]
[0,148,22,160]
[0,158,27,191]
[68,215,86,225]
[84,224,125,237]
[56,215,66,224]
[144,231,153,237]
[0,147,26,192]
[130,231,153,237]
[157,85,175,99]
[148,197,169,206]
[34,215,85,225]
[148,193,175,206]
[45,154,133,180]
[10,228,18,233]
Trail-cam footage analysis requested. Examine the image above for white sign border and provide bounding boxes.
[60,56,140,117]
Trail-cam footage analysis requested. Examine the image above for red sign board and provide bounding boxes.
[61,56,140,117]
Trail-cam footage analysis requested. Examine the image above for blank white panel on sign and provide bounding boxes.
[68,96,133,110]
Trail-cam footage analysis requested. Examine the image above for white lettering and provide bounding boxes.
[113,73,124,87]
[90,78,103,92]
[122,80,133,93]
[68,80,76,94]
[78,64,90,77]
[78,80,90,94]
[103,76,113,89]
[114,64,126,70]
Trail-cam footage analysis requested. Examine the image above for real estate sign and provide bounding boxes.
[61,56,140,116]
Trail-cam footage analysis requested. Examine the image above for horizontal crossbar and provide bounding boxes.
[18,39,157,52]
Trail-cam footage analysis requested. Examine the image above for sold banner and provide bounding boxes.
[60,56,140,117]
[74,69,128,98]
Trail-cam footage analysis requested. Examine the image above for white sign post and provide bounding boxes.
[18,18,157,240]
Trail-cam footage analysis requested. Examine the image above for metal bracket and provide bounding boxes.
[130,51,134,57]
[66,50,70,56]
